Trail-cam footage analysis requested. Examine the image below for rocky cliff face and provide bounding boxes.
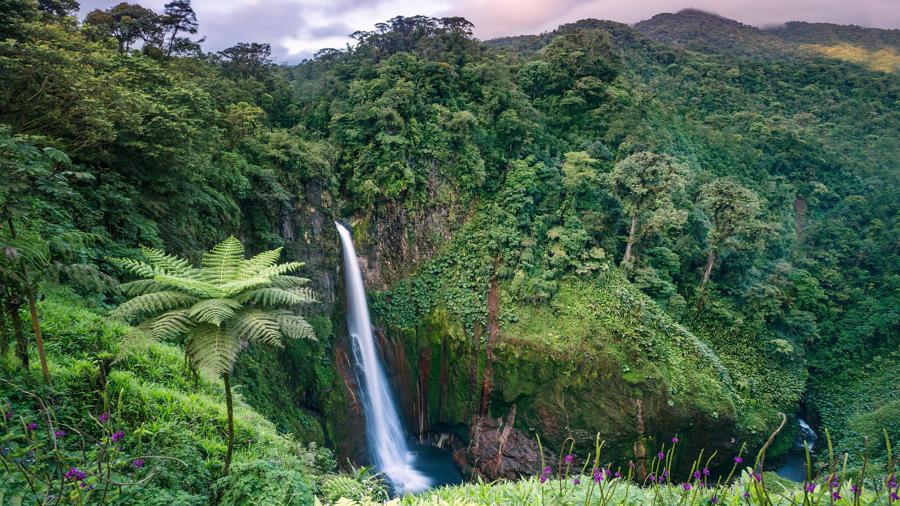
[373,303,757,478]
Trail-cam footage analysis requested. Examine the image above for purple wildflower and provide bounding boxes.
[734,456,743,464]
[702,467,710,476]
[829,475,840,489]
[694,470,702,480]
[662,469,669,479]
[804,482,816,493]
[832,491,841,501]
[54,430,67,439]
[658,475,665,483]
[564,454,574,464]
[98,412,109,423]
[710,497,719,504]
[111,431,124,442]
[648,473,656,482]
[890,491,899,501]
[672,436,680,443]
[743,491,751,498]
[657,451,665,460]
[754,473,762,483]
[593,468,604,483]
[889,475,898,489]
[539,465,551,484]
[132,458,145,468]
[26,422,38,431]
[628,461,636,468]
[604,467,613,478]
[3,410,13,421]
[614,471,622,478]
[682,483,692,491]
[851,484,861,496]
[573,477,580,485]
[64,467,86,481]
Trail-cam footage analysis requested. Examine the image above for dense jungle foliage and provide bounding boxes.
[1,0,897,503]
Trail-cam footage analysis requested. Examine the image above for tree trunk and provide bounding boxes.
[223,373,234,476]
[621,212,638,265]
[25,285,50,384]
[166,27,179,57]
[9,298,28,369]
[699,250,717,290]
[793,195,807,237]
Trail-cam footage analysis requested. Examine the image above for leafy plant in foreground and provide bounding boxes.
[0,381,162,504]
[110,237,317,475]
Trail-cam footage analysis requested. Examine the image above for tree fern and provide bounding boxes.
[110,236,318,475]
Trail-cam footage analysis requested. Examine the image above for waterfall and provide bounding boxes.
[336,222,430,494]
[797,418,817,451]
[775,417,818,481]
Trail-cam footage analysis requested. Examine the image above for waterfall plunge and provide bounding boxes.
[336,222,430,494]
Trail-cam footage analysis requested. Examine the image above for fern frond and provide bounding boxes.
[269,275,311,288]
[255,261,305,278]
[239,248,283,277]
[153,274,221,298]
[150,310,194,340]
[140,246,197,277]
[184,324,242,376]
[119,279,170,297]
[236,287,316,306]
[229,311,283,347]
[111,291,198,321]
[188,298,242,326]
[110,257,157,278]
[218,275,275,297]
[275,313,316,341]
[201,236,245,284]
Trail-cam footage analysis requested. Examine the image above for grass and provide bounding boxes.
[325,427,899,505]
[0,288,333,504]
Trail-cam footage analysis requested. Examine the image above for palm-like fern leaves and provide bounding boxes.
[111,236,317,376]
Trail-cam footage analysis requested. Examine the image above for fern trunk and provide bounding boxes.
[223,373,234,476]
[25,284,51,384]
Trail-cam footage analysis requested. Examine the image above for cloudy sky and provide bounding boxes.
[78,0,900,62]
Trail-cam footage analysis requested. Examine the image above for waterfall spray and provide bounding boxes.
[336,222,430,494]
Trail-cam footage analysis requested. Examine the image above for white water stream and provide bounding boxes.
[336,222,430,494]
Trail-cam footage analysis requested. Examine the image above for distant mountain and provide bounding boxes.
[633,9,790,57]
[765,21,900,51]
[631,9,900,71]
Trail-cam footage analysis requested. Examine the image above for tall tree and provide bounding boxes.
[218,42,272,79]
[604,151,689,265]
[696,178,766,290]
[111,238,317,475]
[38,0,80,19]
[84,2,160,53]
[160,0,197,57]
